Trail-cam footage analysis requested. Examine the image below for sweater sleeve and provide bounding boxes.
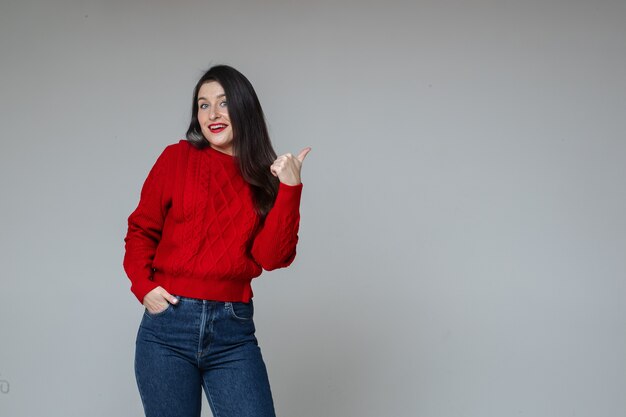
[123,145,176,303]
[250,182,303,271]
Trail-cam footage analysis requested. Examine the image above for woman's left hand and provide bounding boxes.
[270,147,311,186]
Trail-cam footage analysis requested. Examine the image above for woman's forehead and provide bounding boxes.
[198,81,225,99]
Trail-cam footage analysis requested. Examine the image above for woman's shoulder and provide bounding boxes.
[159,139,193,157]
[149,141,191,171]
[157,140,213,170]
[167,139,192,151]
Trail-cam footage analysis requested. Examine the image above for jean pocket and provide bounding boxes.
[144,302,174,318]
[227,301,254,320]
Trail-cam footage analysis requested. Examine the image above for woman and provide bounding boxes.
[123,65,309,417]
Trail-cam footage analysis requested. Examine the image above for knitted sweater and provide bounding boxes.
[123,140,303,304]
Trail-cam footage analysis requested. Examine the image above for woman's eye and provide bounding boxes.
[219,101,227,107]
[200,103,208,109]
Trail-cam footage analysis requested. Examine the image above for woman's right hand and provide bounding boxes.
[270,147,311,186]
[143,286,179,314]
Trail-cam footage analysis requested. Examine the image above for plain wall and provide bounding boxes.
[1,0,625,416]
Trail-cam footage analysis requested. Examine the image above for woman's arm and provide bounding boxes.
[250,182,303,270]
[123,145,176,303]
[251,147,310,270]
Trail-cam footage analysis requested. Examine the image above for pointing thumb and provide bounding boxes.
[297,147,311,163]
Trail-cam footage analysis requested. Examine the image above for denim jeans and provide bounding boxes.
[135,296,276,417]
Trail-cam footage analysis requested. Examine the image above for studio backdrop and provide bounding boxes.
[1,0,625,416]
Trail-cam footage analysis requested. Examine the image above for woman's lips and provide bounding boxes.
[209,123,228,133]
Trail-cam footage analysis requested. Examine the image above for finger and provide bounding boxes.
[271,158,287,171]
[296,147,311,163]
[159,288,178,304]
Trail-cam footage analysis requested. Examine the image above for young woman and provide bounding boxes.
[123,65,309,417]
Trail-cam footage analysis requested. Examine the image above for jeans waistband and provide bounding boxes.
[173,295,252,305]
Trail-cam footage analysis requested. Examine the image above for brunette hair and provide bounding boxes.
[186,65,279,217]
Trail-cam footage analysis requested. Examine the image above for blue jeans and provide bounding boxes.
[135,296,276,417]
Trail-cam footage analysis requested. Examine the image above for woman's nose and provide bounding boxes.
[209,108,220,120]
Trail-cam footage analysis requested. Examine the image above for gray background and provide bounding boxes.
[1,0,625,416]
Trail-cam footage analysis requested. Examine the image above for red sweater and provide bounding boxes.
[123,140,303,304]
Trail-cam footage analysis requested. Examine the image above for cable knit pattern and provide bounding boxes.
[123,140,303,304]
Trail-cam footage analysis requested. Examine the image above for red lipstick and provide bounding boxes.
[209,123,228,133]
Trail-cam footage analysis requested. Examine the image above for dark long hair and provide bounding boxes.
[186,65,279,217]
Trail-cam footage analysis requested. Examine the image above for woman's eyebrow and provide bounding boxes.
[198,94,226,101]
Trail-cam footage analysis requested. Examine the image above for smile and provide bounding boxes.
[209,123,228,133]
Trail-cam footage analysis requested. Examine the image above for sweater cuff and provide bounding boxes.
[275,182,303,209]
[131,278,159,304]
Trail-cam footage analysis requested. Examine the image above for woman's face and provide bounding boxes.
[197,81,233,155]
